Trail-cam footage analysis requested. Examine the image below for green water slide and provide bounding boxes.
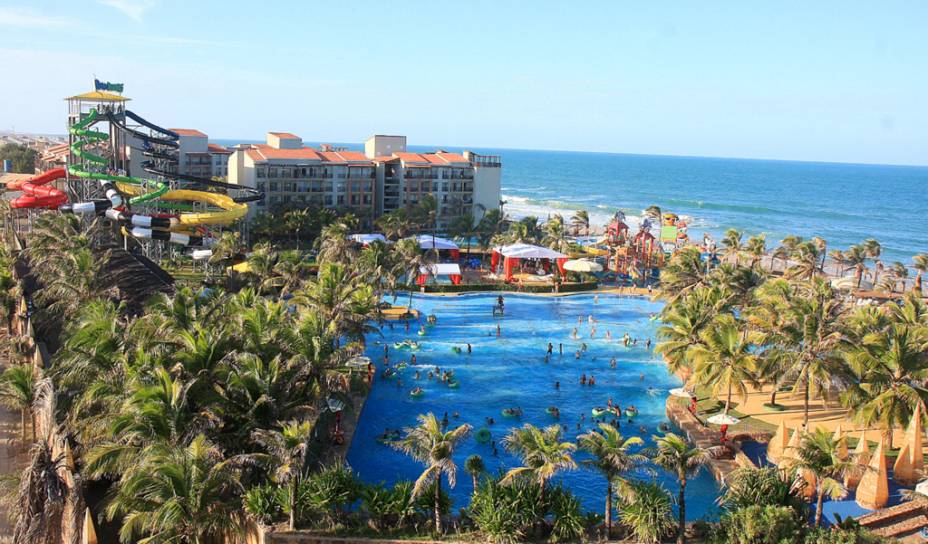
[67,108,168,205]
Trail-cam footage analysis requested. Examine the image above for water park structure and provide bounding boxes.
[8,84,262,251]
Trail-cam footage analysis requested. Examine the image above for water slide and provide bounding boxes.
[60,108,253,245]
[8,168,68,209]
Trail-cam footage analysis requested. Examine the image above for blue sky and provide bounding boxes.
[1,0,926,165]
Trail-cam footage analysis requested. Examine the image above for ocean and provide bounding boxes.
[215,139,928,264]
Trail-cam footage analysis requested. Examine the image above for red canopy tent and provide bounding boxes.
[491,243,568,282]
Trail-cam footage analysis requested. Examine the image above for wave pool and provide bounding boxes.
[347,293,722,519]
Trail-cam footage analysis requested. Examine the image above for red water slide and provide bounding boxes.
[8,168,68,209]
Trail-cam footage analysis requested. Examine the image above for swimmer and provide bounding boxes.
[572,327,579,339]
[581,374,587,385]
[453,411,460,418]
[427,371,434,380]
[581,342,588,352]
[610,358,617,369]
[590,326,596,338]
[578,315,583,325]
[576,422,581,431]
[411,354,417,365]
[555,381,560,390]
[588,315,594,324]
[415,371,421,380]
[646,339,652,349]
[605,330,612,339]
[594,294,599,304]
[547,342,554,355]
[497,324,501,337]
[607,398,613,408]
[559,343,563,355]
[633,338,638,346]
[640,373,645,381]
[467,343,472,354]
[623,333,630,347]
[544,354,550,363]
[575,350,581,359]
[405,321,410,332]
[589,375,596,386]
[384,345,389,356]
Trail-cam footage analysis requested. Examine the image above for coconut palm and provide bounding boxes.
[570,210,590,237]
[616,480,675,544]
[543,214,570,253]
[862,238,882,284]
[882,261,909,294]
[659,247,710,301]
[788,240,822,280]
[773,235,803,273]
[273,249,311,296]
[792,429,855,527]
[744,234,767,271]
[912,253,928,295]
[501,423,577,501]
[720,229,744,265]
[828,249,847,277]
[648,432,710,544]
[844,244,869,288]
[449,213,478,257]
[105,434,245,543]
[0,364,36,445]
[375,210,414,241]
[655,286,724,377]
[249,420,315,530]
[464,454,485,495]
[691,315,759,415]
[843,322,928,447]
[391,412,471,533]
[755,279,847,426]
[578,423,647,537]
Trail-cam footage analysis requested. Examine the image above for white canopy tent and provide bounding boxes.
[415,235,460,251]
[493,243,566,259]
[350,233,388,245]
[416,262,463,285]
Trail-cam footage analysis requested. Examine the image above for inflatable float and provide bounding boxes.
[592,407,607,418]
[409,387,424,398]
[475,428,492,444]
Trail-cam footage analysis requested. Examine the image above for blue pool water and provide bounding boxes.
[347,293,723,519]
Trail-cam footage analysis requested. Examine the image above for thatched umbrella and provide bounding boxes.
[856,437,889,510]
[845,430,871,491]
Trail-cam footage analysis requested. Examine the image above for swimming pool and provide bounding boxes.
[347,293,722,519]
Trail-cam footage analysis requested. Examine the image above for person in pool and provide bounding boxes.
[589,374,596,386]
[467,343,472,354]
[610,357,617,369]
[547,342,554,355]
[554,381,560,390]
[497,295,505,310]
[415,370,421,380]
[571,327,579,339]
[646,338,652,349]
[411,354,417,365]
[580,373,587,385]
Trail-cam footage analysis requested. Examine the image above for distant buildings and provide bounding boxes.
[228,133,501,229]
[168,128,231,180]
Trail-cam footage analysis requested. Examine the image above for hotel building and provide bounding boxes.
[227,133,501,229]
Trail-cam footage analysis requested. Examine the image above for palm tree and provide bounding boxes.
[655,286,723,377]
[391,413,471,533]
[773,235,803,273]
[464,454,485,495]
[105,434,245,543]
[659,248,710,301]
[649,432,710,544]
[862,238,882,284]
[249,420,315,530]
[913,253,928,295]
[449,213,478,257]
[578,423,647,537]
[788,240,822,280]
[828,249,847,277]
[792,429,855,527]
[844,322,928,447]
[0,364,36,445]
[616,480,675,544]
[570,210,590,237]
[755,279,847,426]
[744,234,767,271]
[882,261,908,293]
[844,244,868,288]
[692,315,758,415]
[501,423,577,501]
[543,214,570,253]
[812,236,828,274]
[720,229,744,265]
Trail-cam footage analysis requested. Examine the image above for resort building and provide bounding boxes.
[227,132,501,229]
[227,132,378,226]
[365,134,501,228]
[169,128,231,180]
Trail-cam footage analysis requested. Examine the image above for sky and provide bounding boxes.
[0,0,926,166]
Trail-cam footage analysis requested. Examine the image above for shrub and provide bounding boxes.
[548,486,584,543]
[295,464,361,528]
[468,477,545,543]
[361,481,417,531]
[804,526,888,544]
[616,481,675,544]
[711,504,804,544]
[243,483,282,525]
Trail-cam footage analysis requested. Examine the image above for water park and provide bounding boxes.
[1,83,927,544]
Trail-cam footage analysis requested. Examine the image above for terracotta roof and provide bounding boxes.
[372,156,399,162]
[170,128,207,137]
[245,144,373,164]
[208,143,231,154]
[268,132,300,139]
[395,151,470,165]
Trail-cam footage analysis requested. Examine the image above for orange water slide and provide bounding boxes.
[8,168,68,209]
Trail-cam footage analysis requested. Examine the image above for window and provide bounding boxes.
[269,182,279,192]
[257,166,267,179]
[324,195,333,206]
